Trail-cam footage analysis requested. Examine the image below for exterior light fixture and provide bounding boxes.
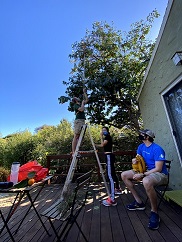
[171,51,182,66]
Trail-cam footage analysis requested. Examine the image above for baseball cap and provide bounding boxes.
[139,129,155,138]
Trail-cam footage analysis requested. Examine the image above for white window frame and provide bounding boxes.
[161,74,182,166]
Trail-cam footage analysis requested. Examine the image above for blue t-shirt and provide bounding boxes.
[137,142,168,175]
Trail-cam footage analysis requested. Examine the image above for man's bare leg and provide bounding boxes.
[72,134,79,154]
[143,177,158,213]
[121,170,143,204]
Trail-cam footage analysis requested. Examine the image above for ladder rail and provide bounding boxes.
[60,125,87,200]
[87,126,110,196]
[60,124,110,200]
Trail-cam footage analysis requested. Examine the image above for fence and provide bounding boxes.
[46,150,136,182]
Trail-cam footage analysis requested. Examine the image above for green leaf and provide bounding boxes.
[27,171,36,179]
[58,96,70,104]
[13,179,28,188]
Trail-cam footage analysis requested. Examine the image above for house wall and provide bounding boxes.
[138,0,182,189]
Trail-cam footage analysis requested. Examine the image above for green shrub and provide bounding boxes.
[0,167,10,181]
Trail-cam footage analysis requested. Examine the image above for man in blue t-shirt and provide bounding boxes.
[121,129,168,230]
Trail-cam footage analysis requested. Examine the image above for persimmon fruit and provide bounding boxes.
[28,178,35,186]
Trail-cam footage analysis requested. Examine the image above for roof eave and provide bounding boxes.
[137,0,174,101]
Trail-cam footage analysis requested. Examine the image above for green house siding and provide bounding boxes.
[138,0,182,189]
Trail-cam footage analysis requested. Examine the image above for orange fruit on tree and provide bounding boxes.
[28,178,35,186]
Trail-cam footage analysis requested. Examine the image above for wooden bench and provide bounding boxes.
[164,190,182,207]
[41,170,93,241]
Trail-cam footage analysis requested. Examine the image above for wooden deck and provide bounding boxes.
[0,182,182,242]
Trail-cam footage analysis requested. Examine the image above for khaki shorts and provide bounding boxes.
[148,172,168,186]
[132,170,168,185]
[74,119,85,135]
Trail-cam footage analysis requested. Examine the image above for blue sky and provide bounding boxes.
[0,0,168,138]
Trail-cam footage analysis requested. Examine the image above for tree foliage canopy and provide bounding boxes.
[59,10,159,130]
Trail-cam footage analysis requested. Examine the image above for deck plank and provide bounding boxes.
[117,195,139,242]
[1,182,182,242]
[88,184,101,242]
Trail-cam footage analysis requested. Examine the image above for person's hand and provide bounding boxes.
[133,173,143,180]
[132,158,137,164]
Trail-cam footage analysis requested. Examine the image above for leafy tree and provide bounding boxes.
[0,138,6,166]
[0,121,73,167]
[2,131,37,168]
[59,10,159,130]
[0,119,140,171]
[34,119,74,159]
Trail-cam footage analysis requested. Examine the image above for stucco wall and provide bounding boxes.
[138,0,182,189]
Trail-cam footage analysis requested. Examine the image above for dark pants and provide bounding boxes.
[105,153,120,200]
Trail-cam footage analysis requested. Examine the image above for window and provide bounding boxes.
[163,80,182,159]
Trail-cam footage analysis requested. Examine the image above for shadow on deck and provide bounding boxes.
[0,182,182,242]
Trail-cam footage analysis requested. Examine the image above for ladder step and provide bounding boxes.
[79,150,98,154]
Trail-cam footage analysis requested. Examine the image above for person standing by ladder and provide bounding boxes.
[72,88,88,156]
[96,127,122,206]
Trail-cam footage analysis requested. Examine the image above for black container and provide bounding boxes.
[0,182,14,189]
